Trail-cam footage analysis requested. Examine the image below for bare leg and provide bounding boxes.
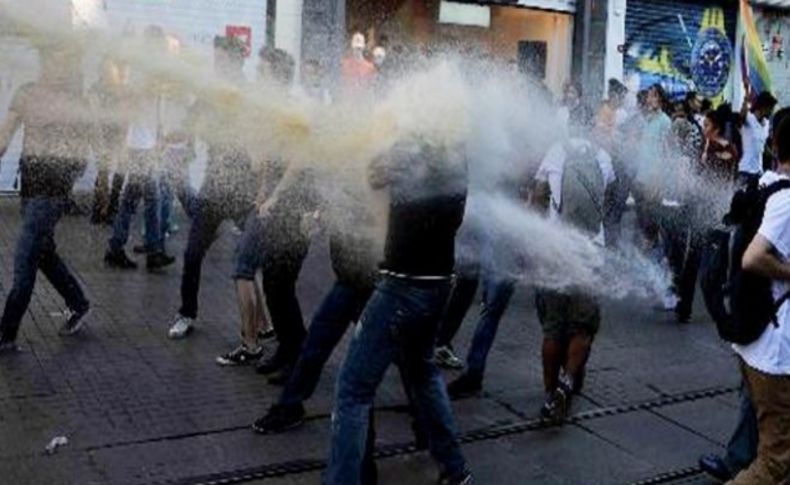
[542,337,565,394]
[563,333,593,391]
[235,279,260,348]
[254,272,272,334]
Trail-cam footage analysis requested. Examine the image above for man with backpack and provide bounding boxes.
[724,117,790,484]
[532,131,615,422]
[698,107,790,482]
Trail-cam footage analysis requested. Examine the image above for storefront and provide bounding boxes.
[345,0,575,94]
[623,0,737,101]
[753,1,790,105]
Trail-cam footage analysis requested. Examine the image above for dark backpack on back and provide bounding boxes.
[700,179,790,344]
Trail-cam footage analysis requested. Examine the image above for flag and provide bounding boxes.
[734,0,772,107]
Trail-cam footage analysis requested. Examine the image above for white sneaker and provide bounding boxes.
[168,315,194,339]
[662,291,679,311]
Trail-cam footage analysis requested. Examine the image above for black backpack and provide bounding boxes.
[700,179,790,345]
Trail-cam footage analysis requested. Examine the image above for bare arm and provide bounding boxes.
[742,234,790,281]
[0,110,22,160]
[257,161,303,217]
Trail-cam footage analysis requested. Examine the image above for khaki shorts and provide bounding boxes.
[536,289,601,339]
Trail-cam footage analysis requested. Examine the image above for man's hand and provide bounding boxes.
[257,199,273,219]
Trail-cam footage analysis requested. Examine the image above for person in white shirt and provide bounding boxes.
[532,132,615,423]
[104,26,176,271]
[738,91,777,187]
[731,115,790,485]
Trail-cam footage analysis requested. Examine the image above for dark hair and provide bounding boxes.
[772,107,790,138]
[648,84,670,114]
[700,98,713,113]
[608,78,627,99]
[705,103,732,133]
[753,91,778,112]
[777,115,790,163]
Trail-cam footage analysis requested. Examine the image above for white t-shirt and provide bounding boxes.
[733,171,790,375]
[738,112,769,175]
[535,139,615,242]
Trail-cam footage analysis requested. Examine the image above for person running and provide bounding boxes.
[0,44,93,352]
[532,126,615,422]
[103,26,175,271]
[325,141,471,485]
[729,115,790,484]
[165,36,270,341]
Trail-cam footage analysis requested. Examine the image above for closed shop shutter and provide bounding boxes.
[625,0,736,100]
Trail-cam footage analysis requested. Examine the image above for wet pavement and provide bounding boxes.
[0,196,738,485]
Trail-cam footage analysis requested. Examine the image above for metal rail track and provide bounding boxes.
[165,385,735,485]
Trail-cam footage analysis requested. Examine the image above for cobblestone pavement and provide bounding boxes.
[0,196,738,485]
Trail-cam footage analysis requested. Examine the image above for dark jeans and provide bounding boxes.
[280,281,371,406]
[326,276,466,485]
[108,169,163,253]
[262,240,309,362]
[178,198,248,319]
[723,377,759,474]
[436,266,479,348]
[464,275,516,378]
[0,198,89,341]
[603,161,632,247]
[661,206,703,319]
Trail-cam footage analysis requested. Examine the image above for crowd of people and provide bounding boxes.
[0,24,789,485]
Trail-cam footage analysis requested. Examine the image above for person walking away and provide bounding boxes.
[532,131,615,422]
[0,44,93,352]
[325,142,471,485]
[738,91,778,188]
[728,116,790,484]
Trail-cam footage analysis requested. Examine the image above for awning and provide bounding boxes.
[452,0,576,13]
[751,0,790,9]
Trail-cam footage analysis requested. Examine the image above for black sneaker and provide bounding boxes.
[256,351,289,375]
[58,306,91,336]
[216,344,263,366]
[252,403,306,434]
[438,469,473,485]
[146,252,175,270]
[104,249,138,269]
[447,373,482,400]
[0,335,19,355]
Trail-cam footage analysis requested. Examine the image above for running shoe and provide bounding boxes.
[216,344,263,366]
[168,314,194,339]
[58,306,91,336]
[252,403,306,434]
[435,345,464,370]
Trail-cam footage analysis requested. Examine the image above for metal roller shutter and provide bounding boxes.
[625,0,737,100]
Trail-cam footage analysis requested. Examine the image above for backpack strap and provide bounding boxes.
[763,179,790,200]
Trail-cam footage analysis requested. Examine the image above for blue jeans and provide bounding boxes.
[108,169,162,253]
[0,197,88,341]
[464,274,515,378]
[325,276,467,485]
[280,282,371,407]
[723,377,758,474]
